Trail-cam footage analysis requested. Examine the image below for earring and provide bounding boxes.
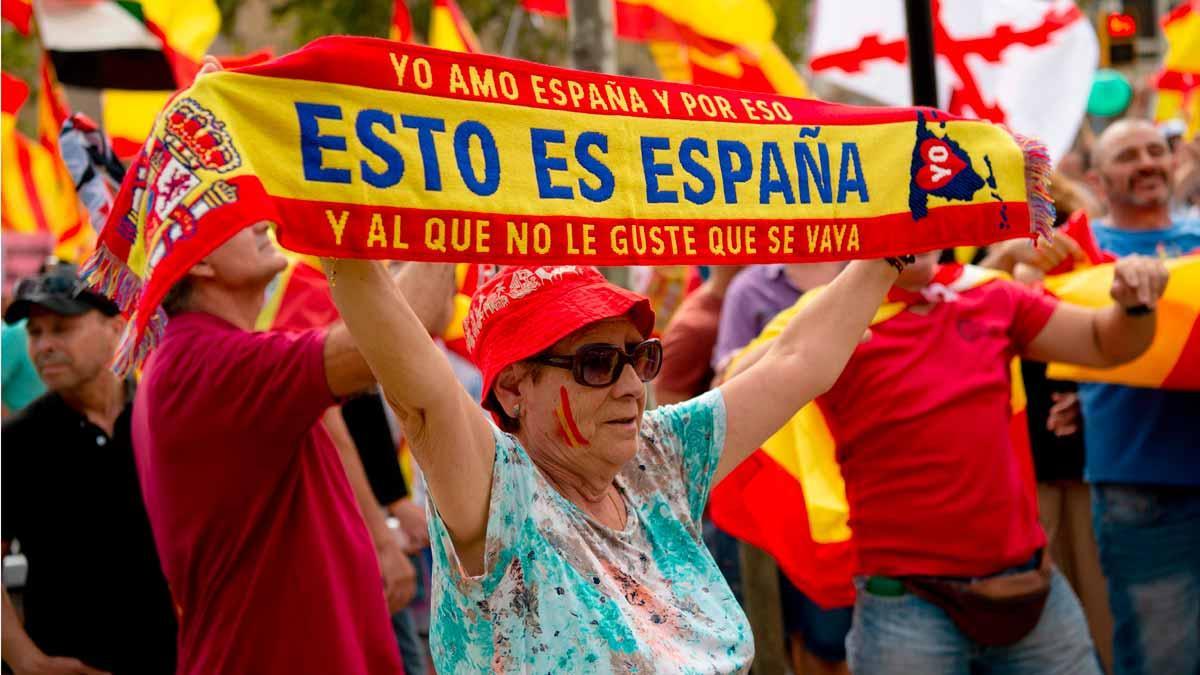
[512,403,521,418]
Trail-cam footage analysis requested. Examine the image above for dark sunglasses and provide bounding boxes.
[531,339,663,388]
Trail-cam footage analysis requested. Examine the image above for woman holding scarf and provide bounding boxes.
[325,256,905,672]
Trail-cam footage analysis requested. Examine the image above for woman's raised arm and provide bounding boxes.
[325,259,496,574]
[716,259,898,484]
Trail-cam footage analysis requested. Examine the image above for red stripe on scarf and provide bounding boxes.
[230,38,934,126]
[274,201,1032,266]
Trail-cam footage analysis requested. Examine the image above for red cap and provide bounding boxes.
[465,266,654,413]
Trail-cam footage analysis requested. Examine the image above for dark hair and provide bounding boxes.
[489,360,546,433]
[161,276,195,316]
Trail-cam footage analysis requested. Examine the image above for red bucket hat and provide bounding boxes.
[465,266,654,414]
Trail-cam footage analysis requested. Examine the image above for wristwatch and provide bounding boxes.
[1124,304,1154,317]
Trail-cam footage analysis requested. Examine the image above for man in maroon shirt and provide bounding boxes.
[133,220,454,675]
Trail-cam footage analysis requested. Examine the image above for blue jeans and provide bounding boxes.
[779,571,852,662]
[391,554,427,675]
[847,569,1101,674]
[1092,484,1200,675]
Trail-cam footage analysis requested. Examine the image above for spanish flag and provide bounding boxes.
[429,0,481,53]
[390,0,413,42]
[34,59,93,261]
[1,0,31,35]
[36,58,70,155]
[101,51,273,161]
[36,0,220,90]
[523,0,807,97]
[2,71,91,261]
[102,89,174,160]
[636,265,702,336]
[708,265,1031,608]
[2,72,38,234]
[1153,1,1200,140]
[443,263,501,359]
[1045,254,1200,390]
[255,253,339,333]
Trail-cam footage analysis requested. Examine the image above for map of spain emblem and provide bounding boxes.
[908,111,985,220]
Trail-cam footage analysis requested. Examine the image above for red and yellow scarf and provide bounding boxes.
[82,36,1053,373]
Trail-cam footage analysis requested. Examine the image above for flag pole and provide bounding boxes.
[568,0,628,288]
[501,5,524,57]
[905,0,939,107]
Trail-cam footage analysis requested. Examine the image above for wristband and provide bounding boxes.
[1124,304,1154,317]
[884,255,916,272]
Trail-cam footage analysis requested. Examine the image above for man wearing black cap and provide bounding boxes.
[1,261,176,675]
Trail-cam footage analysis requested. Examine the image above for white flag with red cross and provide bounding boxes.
[808,0,1097,163]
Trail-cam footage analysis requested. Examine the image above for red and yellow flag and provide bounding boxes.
[1154,1,1200,140]
[2,72,39,235]
[635,265,702,336]
[255,253,339,332]
[36,59,93,260]
[443,263,498,359]
[390,0,413,42]
[37,0,220,90]
[1,0,31,34]
[102,89,175,160]
[2,71,92,261]
[36,59,71,157]
[708,266,1031,608]
[1045,254,1200,390]
[429,0,481,53]
[102,51,274,161]
[524,0,807,96]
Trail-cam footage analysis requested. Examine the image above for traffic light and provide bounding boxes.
[1104,11,1137,66]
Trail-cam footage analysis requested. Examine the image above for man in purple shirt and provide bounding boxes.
[714,263,845,369]
[713,262,849,675]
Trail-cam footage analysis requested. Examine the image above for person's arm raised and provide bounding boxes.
[325,259,495,576]
[716,259,898,485]
[1023,254,1168,367]
[323,262,457,397]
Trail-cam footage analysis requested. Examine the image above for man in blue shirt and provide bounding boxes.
[1083,119,1200,675]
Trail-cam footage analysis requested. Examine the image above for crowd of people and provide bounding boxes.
[1,60,1198,675]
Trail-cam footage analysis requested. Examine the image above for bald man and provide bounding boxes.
[1083,119,1200,675]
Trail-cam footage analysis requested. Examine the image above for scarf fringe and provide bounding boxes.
[1012,131,1055,241]
[111,307,167,377]
[81,245,164,376]
[81,245,143,314]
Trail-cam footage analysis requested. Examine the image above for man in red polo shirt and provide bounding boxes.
[732,250,1168,674]
[133,220,455,675]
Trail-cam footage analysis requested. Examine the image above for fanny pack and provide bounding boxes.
[901,550,1052,647]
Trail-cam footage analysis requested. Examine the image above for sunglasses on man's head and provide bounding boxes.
[531,339,663,388]
[13,273,85,300]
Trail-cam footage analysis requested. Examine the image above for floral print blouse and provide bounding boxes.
[427,389,752,673]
